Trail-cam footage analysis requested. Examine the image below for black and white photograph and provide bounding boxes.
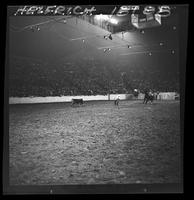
[3,4,187,194]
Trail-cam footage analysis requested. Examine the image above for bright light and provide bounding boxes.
[95,15,119,25]
[95,15,110,21]
[109,18,118,24]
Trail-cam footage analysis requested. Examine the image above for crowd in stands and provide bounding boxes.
[9,58,179,97]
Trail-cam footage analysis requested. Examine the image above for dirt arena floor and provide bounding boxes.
[9,100,181,185]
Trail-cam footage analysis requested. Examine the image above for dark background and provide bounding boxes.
[8,5,181,97]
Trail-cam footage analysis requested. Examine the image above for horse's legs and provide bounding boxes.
[143,97,146,104]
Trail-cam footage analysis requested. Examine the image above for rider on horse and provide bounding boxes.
[143,89,154,104]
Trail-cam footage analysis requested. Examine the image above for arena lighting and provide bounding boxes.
[108,34,113,40]
[95,14,110,21]
[109,18,118,24]
[30,26,34,32]
[104,34,113,40]
[95,14,118,25]
[104,48,111,52]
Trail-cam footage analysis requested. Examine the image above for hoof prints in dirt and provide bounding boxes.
[9,101,181,184]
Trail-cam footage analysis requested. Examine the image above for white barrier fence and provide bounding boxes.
[138,92,177,100]
[157,92,178,100]
[9,94,125,104]
[9,92,178,104]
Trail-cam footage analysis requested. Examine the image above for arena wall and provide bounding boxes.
[9,93,178,104]
[138,92,177,100]
[157,92,177,100]
[9,94,126,104]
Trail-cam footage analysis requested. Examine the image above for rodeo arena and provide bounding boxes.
[7,5,185,191]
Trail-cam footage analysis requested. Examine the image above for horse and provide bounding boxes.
[143,91,154,104]
[71,98,84,106]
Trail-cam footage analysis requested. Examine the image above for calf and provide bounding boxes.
[71,98,84,106]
